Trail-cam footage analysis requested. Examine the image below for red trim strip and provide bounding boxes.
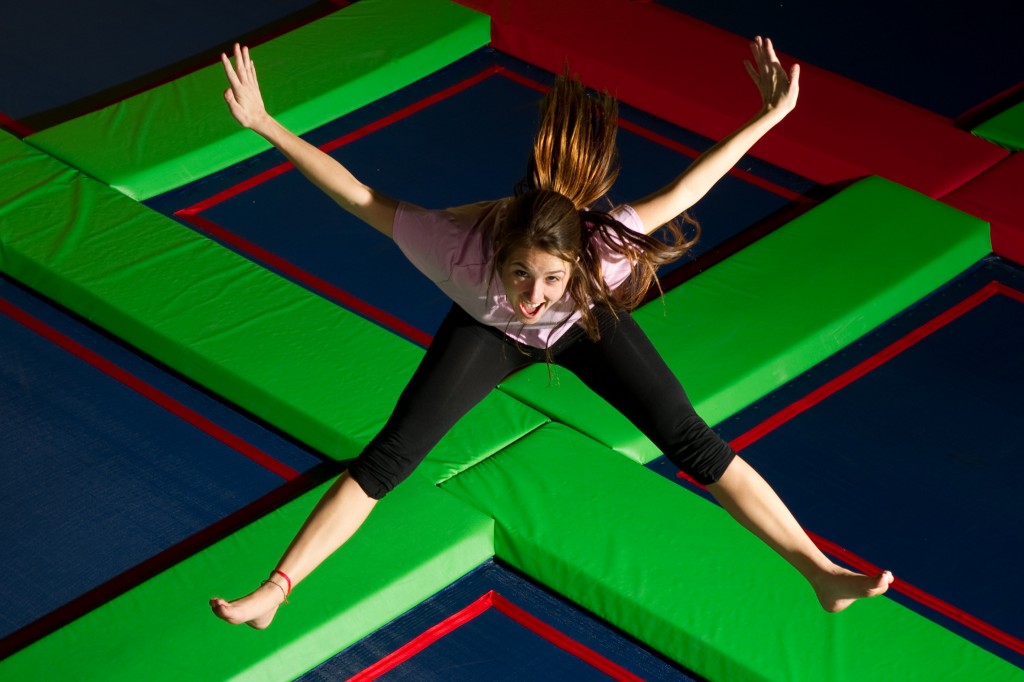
[0,110,34,137]
[177,212,433,347]
[676,281,1024,655]
[676,470,1024,657]
[805,530,1024,656]
[320,65,501,157]
[992,280,1024,305]
[345,592,494,682]
[346,590,645,681]
[491,592,645,682]
[0,296,300,481]
[0,464,328,660]
[177,65,501,216]
[494,65,547,93]
[730,281,1008,451]
[617,118,807,202]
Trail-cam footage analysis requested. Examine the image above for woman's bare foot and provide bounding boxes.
[210,580,286,630]
[812,566,894,613]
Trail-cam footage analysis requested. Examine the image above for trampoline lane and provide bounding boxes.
[650,256,1024,668]
[0,276,327,658]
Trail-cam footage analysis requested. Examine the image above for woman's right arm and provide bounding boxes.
[630,37,798,235]
[221,43,398,238]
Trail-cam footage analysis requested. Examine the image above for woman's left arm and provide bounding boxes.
[632,36,799,234]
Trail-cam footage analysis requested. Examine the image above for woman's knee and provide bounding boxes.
[663,415,736,486]
[347,431,425,500]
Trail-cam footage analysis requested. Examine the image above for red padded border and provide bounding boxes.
[454,0,1007,199]
[944,152,1024,267]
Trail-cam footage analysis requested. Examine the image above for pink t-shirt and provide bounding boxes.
[393,199,644,348]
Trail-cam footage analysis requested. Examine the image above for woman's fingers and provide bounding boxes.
[749,36,763,71]
[763,37,780,68]
[221,50,242,89]
[219,43,271,130]
[744,58,758,84]
[745,36,799,114]
[222,43,260,98]
[235,43,250,84]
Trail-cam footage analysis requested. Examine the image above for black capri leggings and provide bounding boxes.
[348,304,735,499]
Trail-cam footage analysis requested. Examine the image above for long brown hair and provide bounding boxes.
[493,71,700,341]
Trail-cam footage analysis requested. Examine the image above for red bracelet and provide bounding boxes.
[272,569,292,596]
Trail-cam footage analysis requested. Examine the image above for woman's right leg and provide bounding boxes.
[557,309,892,612]
[211,306,530,628]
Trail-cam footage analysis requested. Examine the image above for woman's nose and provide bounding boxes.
[528,281,543,301]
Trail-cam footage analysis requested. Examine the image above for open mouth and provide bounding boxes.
[518,299,544,321]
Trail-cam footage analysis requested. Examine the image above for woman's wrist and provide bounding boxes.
[248,111,277,138]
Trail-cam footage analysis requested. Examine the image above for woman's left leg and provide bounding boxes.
[706,456,892,611]
[557,309,892,612]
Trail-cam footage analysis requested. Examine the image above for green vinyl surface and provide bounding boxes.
[443,423,1024,682]
[25,0,489,201]
[0,128,546,471]
[974,101,1024,152]
[499,176,992,464]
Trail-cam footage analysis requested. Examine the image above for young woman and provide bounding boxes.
[211,38,893,630]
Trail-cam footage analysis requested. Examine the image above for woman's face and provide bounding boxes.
[501,246,572,324]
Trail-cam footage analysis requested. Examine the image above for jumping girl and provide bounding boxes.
[211,38,893,630]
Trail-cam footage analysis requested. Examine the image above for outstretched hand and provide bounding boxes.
[744,36,799,119]
[221,43,269,131]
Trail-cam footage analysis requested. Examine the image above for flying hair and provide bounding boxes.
[495,69,700,343]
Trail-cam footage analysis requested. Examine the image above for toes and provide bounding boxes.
[210,598,248,625]
[870,571,894,596]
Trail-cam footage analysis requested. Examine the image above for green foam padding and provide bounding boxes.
[0,129,546,472]
[499,176,992,464]
[0,473,495,682]
[974,101,1024,152]
[25,0,489,200]
[417,391,548,487]
[443,423,1024,682]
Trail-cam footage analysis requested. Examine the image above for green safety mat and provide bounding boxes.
[0,473,494,682]
[499,176,991,464]
[25,0,489,200]
[443,423,1024,682]
[0,128,546,471]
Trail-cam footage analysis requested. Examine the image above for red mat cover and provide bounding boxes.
[456,0,1007,198]
[945,152,1024,266]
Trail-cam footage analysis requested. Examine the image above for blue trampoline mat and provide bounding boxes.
[650,256,1024,668]
[297,560,701,682]
[147,48,814,345]
[0,275,326,652]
